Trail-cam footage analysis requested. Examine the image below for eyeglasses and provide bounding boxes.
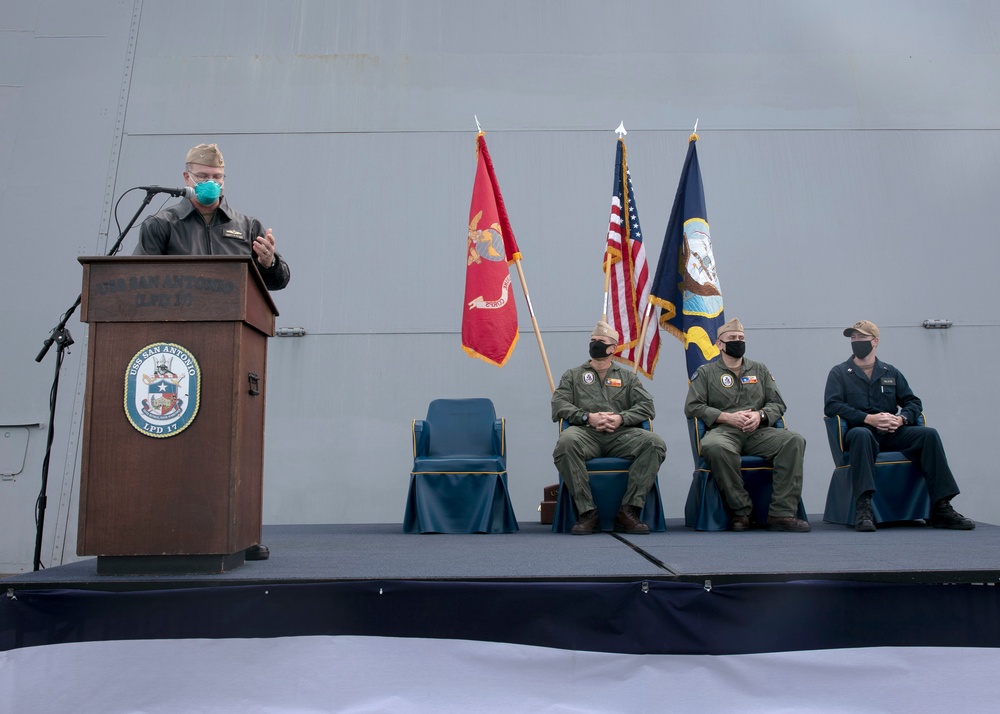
[188,171,225,182]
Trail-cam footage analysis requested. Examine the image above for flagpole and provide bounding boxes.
[601,252,611,322]
[604,121,629,323]
[632,302,653,374]
[512,258,556,393]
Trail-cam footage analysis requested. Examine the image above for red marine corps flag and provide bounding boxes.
[462,132,521,367]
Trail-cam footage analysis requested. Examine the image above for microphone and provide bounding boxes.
[137,185,195,198]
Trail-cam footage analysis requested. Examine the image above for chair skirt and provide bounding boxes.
[823,460,930,525]
[403,472,519,534]
[684,468,808,531]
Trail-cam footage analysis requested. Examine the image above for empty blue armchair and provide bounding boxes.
[403,398,519,534]
[822,415,930,525]
[684,416,807,530]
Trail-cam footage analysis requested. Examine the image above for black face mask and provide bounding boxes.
[589,340,615,359]
[721,340,746,358]
[851,340,874,359]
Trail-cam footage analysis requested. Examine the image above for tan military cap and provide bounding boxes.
[716,317,744,339]
[591,320,620,343]
[185,143,224,167]
[843,320,879,339]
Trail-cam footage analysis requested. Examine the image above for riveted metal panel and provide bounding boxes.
[2,0,1000,571]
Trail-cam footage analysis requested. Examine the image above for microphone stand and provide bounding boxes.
[32,189,158,571]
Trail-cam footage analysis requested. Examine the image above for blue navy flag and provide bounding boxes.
[649,133,725,378]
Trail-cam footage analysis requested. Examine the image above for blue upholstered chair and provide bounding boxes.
[403,398,519,534]
[551,420,667,533]
[822,415,930,525]
[684,417,808,530]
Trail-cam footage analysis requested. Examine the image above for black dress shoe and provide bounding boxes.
[929,500,975,530]
[854,495,876,532]
[245,544,270,560]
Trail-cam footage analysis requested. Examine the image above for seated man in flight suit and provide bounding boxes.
[684,318,810,532]
[551,321,666,535]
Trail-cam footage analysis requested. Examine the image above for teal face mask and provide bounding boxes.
[194,180,222,205]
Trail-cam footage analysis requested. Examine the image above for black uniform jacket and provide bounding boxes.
[134,197,290,291]
[824,356,922,428]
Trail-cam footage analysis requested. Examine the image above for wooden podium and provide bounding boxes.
[77,256,278,574]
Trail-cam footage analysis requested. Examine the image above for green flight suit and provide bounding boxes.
[552,361,666,513]
[683,357,805,518]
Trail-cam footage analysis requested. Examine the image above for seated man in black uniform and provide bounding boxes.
[824,320,973,532]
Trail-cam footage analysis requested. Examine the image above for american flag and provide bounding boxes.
[604,137,660,377]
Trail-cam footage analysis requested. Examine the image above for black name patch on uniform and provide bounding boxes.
[880,377,896,386]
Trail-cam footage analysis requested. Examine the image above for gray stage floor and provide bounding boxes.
[4,517,999,590]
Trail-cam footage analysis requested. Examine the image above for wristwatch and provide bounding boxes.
[582,412,589,425]
[758,410,766,423]
[900,414,909,425]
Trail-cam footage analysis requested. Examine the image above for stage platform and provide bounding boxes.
[5,516,999,592]
[4,516,1000,663]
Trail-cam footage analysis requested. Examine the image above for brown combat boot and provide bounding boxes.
[766,515,811,533]
[614,506,650,535]
[571,509,600,535]
[729,514,751,532]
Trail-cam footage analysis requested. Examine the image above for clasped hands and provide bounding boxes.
[865,412,904,433]
[588,412,624,433]
[720,409,763,434]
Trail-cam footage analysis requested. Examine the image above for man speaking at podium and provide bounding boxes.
[134,143,291,292]
[134,143,291,560]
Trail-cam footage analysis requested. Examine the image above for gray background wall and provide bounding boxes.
[2,0,998,571]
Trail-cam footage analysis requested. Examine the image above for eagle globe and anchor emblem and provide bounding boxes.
[466,210,513,310]
[124,342,202,438]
